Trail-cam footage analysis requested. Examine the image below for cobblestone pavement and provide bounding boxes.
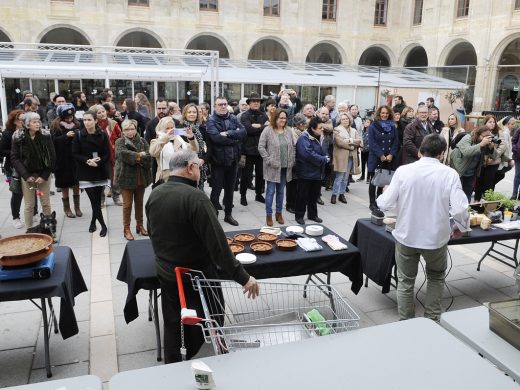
[1,171,518,387]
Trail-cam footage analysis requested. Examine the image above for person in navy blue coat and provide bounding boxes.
[295,117,329,225]
[206,96,247,226]
[368,105,400,211]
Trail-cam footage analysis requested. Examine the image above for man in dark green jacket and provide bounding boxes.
[146,149,259,363]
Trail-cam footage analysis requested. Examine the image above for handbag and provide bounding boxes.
[238,155,246,169]
[371,167,395,187]
[9,170,22,194]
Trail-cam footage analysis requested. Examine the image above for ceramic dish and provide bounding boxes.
[229,243,245,254]
[234,233,256,244]
[236,253,257,264]
[286,225,304,235]
[257,233,278,243]
[0,233,53,266]
[276,239,298,251]
[226,237,233,245]
[250,241,273,254]
[305,225,324,236]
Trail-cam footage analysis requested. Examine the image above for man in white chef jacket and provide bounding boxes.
[377,134,470,322]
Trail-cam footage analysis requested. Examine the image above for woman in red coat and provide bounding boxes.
[96,104,122,206]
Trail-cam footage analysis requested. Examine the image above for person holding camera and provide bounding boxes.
[473,115,506,201]
[450,125,498,203]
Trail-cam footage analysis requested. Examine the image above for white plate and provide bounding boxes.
[286,225,304,234]
[236,253,257,264]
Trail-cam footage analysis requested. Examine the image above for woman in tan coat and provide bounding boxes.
[258,109,295,226]
[331,113,361,204]
[149,116,198,185]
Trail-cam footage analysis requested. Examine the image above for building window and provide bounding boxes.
[322,0,337,20]
[128,0,149,5]
[374,0,387,26]
[516,0,520,9]
[413,0,423,25]
[456,0,469,17]
[264,0,280,16]
[200,0,218,11]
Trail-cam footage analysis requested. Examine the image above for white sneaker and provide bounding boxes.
[12,218,24,229]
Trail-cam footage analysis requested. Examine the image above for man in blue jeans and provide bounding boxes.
[377,134,470,322]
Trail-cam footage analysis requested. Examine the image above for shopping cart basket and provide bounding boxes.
[175,267,360,358]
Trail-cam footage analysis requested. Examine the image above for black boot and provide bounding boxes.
[330,195,337,204]
[338,194,347,204]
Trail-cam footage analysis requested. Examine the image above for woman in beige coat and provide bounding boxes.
[258,109,295,226]
[149,116,198,185]
[440,113,465,165]
[331,113,361,204]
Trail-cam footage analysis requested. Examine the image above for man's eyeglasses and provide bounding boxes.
[216,103,228,107]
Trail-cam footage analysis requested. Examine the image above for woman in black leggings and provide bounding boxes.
[72,111,110,236]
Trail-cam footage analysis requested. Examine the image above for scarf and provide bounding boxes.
[379,120,395,133]
[22,131,53,173]
[60,121,76,130]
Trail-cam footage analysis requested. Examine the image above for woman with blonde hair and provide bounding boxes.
[149,116,199,185]
[115,119,152,241]
[182,103,208,189]
[258,108,295,226]
[331,113,361,204]
[135,92,152,119]
[440,113,465,165]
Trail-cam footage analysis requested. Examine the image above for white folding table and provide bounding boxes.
[4,375,102,390]
[110,318,518,390]
[441,305,520,383]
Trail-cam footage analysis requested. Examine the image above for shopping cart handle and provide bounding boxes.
[181,308,203,326]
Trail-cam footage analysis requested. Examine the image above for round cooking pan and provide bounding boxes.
[0,233,53,267]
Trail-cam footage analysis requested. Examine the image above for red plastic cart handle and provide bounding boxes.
[175,267,203,326]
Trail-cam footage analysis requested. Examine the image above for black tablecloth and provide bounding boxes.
[117,225,363,323]
[0,246,88,339]
[349,218,520,293]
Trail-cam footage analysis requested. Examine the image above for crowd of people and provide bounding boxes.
[1,88,519,240]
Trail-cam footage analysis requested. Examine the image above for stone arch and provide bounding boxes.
[439,39,477,66]
[185,33,232,59]
[248,36,291,62]
[400,44,428,67]
[358,44,394,67]
[114,28,164,48]
[0,27,13,43]
[491,33,520,67]
[37,24,92,45]
[305,41,344,64]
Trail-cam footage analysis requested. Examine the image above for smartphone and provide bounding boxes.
[174,128,187,136]
[92,152,99,159]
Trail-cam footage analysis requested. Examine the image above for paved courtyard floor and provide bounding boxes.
[0,171,518,388]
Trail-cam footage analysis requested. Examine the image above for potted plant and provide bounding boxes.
[481,189,507,215]
[501,198,517,221]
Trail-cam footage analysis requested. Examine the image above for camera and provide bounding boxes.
[491,136,501,144]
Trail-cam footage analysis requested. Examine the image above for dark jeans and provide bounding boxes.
[210,163,238,214]
[460,175,474,203]
[240,155,263,197]
[11,191,23,220]
[360,151,369,179]
[85,186,106,227]
[474,164,499,201]
[159,272,224,363]
[295,178,321,219]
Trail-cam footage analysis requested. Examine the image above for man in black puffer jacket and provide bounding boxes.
[240,92,268,206]
[206,96,247,226]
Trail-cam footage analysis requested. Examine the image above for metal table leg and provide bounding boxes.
[40,298,53,378]
[148,289,162,362]
[477,239,519,271]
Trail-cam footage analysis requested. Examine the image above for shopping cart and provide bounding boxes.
[175,267,360,358]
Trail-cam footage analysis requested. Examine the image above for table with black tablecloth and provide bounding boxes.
[349,218,520,293]
[0,246,88,378]
[117,225,363,361]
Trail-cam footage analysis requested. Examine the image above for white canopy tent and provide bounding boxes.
[0,43,466,122]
